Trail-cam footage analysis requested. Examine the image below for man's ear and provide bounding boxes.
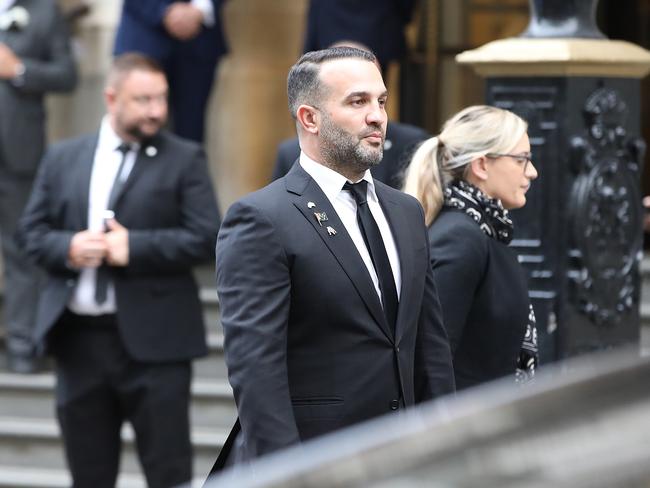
[468,156,489,182]
[296,105,319,135]
[104,87,116,112]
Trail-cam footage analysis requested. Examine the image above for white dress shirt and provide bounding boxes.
[300,152,401,302]
[191,0,215,27]
[68,117,139,316]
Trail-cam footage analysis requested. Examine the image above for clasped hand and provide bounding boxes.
[163,3,203,41]
[68,218,129,268]
[0,43,21,80]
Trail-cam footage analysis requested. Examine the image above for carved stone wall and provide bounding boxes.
[568,88,644,328]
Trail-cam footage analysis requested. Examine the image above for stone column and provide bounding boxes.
[457,0,650,361]
[206,0,308,209]
[47,0,119,143]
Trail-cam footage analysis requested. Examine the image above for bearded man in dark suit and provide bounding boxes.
[209,46,454,475]
[19,53,220,488]
[0,0,77,372]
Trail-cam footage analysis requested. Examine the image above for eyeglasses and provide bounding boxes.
[132,94,168,107]
[485,152,533,171]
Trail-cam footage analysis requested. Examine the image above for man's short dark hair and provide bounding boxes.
[287,47,378,120]
[107,52,165,90]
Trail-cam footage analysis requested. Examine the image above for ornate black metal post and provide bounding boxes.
[458,0,650,362]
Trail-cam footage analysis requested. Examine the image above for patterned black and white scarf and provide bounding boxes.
[444,180,538,384]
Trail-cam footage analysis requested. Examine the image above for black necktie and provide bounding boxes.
[95,142,132,305]
[107,142,133,211]
[343,180,398,329]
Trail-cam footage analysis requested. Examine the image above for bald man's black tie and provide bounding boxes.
[343,180,398,330]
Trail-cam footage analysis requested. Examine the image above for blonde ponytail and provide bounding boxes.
[403,137,444,226]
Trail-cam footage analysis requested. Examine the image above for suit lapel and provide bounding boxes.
[285,165,394,342]
[74,134,99,229]
[112,138,159,211]
[375,183,416,342]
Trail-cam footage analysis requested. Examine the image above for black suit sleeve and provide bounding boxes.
[414,205,456,401]
[270,139,300,181]
[18,148,75,274]
[216,199,300,457]
[19,3,77,94]
[128,147,220,273]
[428,219,488,353]
[396,0,418,22]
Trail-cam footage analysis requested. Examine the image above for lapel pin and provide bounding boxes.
[145,146,157,157]
[314,212,328,226]
[327,226,337,236]
[307,201,316,208]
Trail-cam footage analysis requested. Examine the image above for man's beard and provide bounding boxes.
[122,117,163,141]
[319,113,384,174]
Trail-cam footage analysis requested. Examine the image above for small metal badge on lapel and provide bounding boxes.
[326,226,337,236]
[145,146,157,157]
[307,201,316,208]
[314,212,328,226]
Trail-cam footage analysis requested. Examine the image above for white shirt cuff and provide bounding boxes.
[191,0,215,27]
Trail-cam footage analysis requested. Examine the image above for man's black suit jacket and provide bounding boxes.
[213,163,454,467]
[271,121,429,189]
[18,129,221,362]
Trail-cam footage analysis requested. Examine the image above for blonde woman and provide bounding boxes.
[403,105,539,389]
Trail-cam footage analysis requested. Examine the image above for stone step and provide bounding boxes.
[0,372,237,430]
[0,330,228,382]
[0,416,225,479]
[0,465,146,488]
[195,332,228,381]
[200,287,222,333]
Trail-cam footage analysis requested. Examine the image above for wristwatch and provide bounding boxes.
[11,62,25,87]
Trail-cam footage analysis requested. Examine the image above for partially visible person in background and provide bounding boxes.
[19,53,220,487]
[403,105,539,390]
[303,0,418,76]
[272,118,428,189]
[643,195,650,236]
[0,0,77,373]
[114,0,228,143]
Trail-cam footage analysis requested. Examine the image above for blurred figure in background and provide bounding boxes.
[114,0,228,143]
[0,0,77,373]
[303,0,418,76]
[19,53,220,487]
[403,105,539,389]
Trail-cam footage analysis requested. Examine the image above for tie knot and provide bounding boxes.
[343,180,368,205]
[116,142,132,155]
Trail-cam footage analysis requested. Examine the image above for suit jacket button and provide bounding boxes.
[389,399,399,410]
